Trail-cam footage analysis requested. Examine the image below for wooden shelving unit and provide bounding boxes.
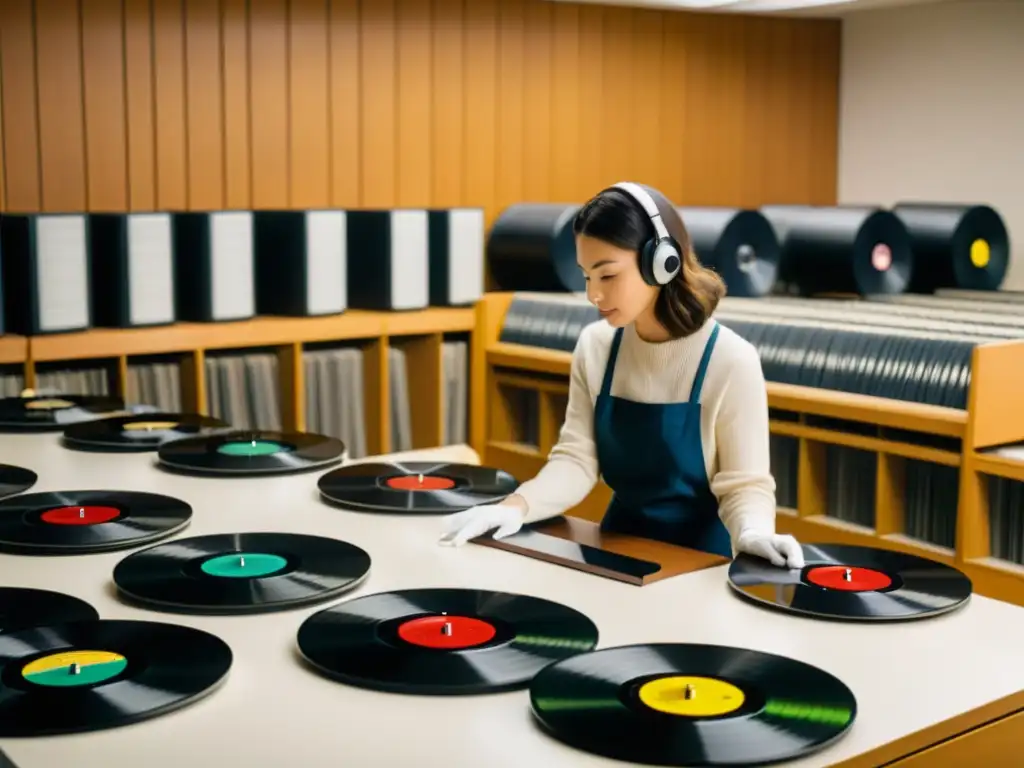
[7,307,474,458]
[470,293,1024,609]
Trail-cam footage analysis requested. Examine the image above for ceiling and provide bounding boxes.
[542,0,959,18]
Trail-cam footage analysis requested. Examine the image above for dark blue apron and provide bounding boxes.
[595,321,732,557]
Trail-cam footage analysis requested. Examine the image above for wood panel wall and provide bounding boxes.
[0,0,840,224]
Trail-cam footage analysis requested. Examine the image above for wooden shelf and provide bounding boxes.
[0,335,27,366]
[4,308,474,462]
[471,292,1024,609]
[30,308,474,362]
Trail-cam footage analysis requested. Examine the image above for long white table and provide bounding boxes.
[1,432,1024,767]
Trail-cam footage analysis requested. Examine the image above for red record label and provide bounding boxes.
[386,475,456,491]
[40,505,121,526]
[397,615,496,649]
[806,565,892,592]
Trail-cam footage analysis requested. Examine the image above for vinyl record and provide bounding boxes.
[62,412,230,452]
[0,394,126,431]
[530,643,857,767]
[727,543,972,621]
[157,429,345,475]
[0,464,37,499]
[0,619,231,737]
[296,588,598,694]
[0,490,192,555]
[112,532,371,615]
[317,462,518,514]
[0,588,99,635]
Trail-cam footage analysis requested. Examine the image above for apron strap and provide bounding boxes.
[689,321,720,404]
[599,327,625,398]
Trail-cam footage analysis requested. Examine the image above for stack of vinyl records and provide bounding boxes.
[33,366,112,397]
[389,346,413,453]
[303,346,368,460]
[126,359,183,412]
[205,352,282,431]
[442,340,468,445]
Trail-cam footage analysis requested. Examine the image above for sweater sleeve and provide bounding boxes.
[514,330,601,525]
[710,341,778,544]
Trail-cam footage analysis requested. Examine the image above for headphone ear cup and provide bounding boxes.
[649,241,682,285]
[639,239,658,286]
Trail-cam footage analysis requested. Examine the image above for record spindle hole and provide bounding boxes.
[396,614,497,650]
[805,564,892,592]
[40,505,122,526]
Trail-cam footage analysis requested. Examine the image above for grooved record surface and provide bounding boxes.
[1,434,1024,767]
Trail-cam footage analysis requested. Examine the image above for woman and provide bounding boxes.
[440,182,804,569]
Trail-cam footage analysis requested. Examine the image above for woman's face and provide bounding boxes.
[577,234,658,327]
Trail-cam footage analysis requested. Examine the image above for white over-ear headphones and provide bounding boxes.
[611,181,682,286]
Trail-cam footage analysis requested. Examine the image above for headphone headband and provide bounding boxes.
[608,181,681,286]
[611,182,672,242]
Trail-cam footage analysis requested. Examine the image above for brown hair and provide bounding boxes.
[572,184,726,338]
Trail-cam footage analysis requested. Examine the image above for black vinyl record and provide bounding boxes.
[62,412,230,452]
[157,429,345,475]
[0,394,126,431]
[530,643,857,767]
[0,588,99,635]
[727,543,972,621]
[0,490,192,555]
[296,588,598,694]
[317,461,518,514]
[0,619,231,737]
[0,464,37,499]
[112,532,371,615]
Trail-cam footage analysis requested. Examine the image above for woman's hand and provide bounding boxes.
[438,495,529,547]
[735,530,805,569]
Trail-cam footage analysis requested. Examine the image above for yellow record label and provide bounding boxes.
[970,238,990,268]
[122,421,179,431]
[637,675,745,717]
[24,398,74,410]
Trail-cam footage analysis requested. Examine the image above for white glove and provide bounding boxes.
[735,530,805,569]
[438,503,525,547]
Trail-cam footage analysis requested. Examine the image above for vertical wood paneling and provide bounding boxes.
[601,8,634,189]
[462,0,498,221]
[632,10,664,192]
[522,2,552,202]
[81,0,128,211]
[152,0,187,210]
[0,0,41,211]
[185,0,225,210]
[431,0,464,207]
[575,5,604,201]
[360,0,396,207]
[328,0,360,208]
[35,0,87,211]
[549,5,579,204]
[288,0,331,208]
[0,0,842,219]
[494,0,525,213]
[396,0,432,207]
[221,0,250,209]
[248,0,288,209]
[124,0,156,211]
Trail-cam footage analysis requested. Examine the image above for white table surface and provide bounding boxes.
[1,432,1024,768]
